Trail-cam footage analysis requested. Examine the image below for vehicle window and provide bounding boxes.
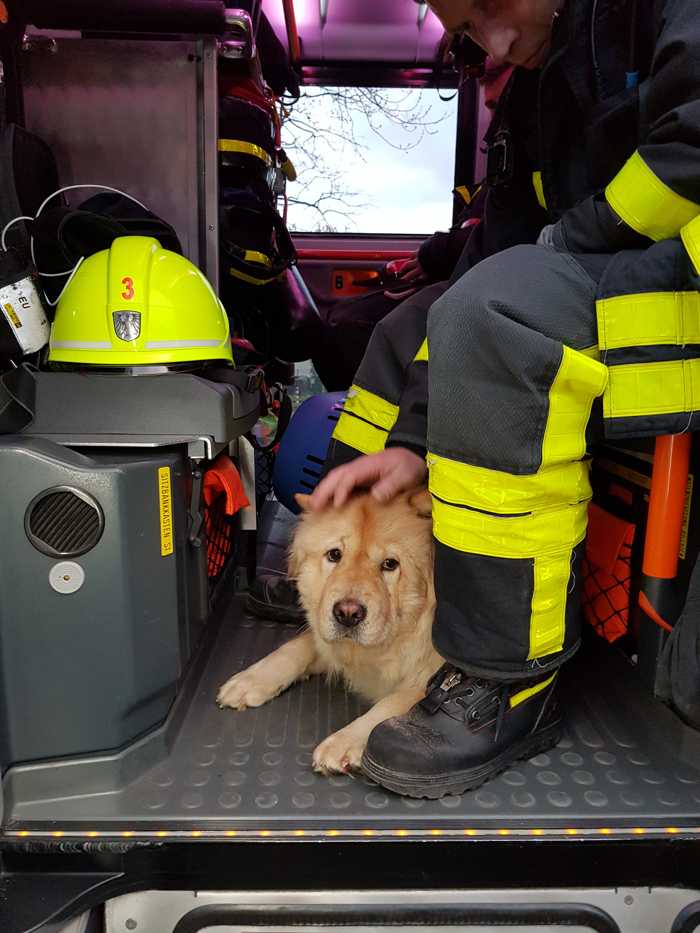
[282,86,458,235]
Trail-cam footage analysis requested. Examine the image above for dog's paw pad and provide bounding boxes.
[312,732,365,775]
[217,672,276,710]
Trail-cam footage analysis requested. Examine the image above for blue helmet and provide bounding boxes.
[272,391,346,513]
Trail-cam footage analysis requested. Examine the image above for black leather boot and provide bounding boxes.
[361,664,562,798]
[245,574,306,624]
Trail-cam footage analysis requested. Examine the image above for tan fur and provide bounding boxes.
[217,488,441,774]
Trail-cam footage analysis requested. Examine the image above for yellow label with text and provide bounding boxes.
[3,302,21,328]
[158,466,174,557]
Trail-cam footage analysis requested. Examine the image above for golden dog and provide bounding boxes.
[217,489,441,774]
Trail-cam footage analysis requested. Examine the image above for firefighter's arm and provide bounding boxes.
[552,0,700,253]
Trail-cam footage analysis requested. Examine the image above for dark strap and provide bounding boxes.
[0,364,36,433]
[207,364,265,396]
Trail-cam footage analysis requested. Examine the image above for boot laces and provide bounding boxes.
[421,665,500,717]
[422,665,545,741]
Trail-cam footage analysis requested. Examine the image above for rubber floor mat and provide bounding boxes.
[6,604,700,834]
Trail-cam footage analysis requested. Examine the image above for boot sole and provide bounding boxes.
[245,593,306,625]
[360,720,563,799]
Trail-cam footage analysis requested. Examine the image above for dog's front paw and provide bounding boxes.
[217,669,281,710]
[313,729,366,775]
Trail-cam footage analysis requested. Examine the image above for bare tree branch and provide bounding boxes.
[281,86,451,232]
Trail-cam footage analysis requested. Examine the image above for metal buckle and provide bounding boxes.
[486,130,514,188]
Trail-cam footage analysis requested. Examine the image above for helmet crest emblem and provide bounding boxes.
[113,310,141,342]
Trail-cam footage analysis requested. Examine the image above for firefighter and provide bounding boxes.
[310,0,700,798]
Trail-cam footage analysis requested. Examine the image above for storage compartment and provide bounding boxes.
[0,438,202,766]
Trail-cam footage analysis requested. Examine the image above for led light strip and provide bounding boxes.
[3,825,698,841]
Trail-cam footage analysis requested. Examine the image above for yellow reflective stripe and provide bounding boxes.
[414,338,429,363]
[333,417,389,455]
[510,672,556,708]
[229,266,279,285]
[217,139,273,167]
[332,385,399,456]
[541,346,608,468]
[429,454,592,516]
[430,495,588,560]
[605,151,700,242]
[242,250,272,267]
[341,385,399,432]
[597,291,700,350]
[603,358,700,420]
[529,556,570,658]
[455,185,472,205]
[532,171,547,210]
[681,214,700,276]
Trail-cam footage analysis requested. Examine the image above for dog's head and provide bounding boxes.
[289,489,433,648]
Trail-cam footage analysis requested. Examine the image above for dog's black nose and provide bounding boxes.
[333,599,367,628]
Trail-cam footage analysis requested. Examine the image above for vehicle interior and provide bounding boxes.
[1,1,700,931]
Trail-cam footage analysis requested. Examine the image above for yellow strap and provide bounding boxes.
[510,672,556,708]
[605,151,700,242]
[603,358,700,420]
[541,346,608,469]
[331,385,399,456]
[217,139,273,167]
[681,214,700,276]
[597,291,700,350]
[454,185,472,205]
[532,171,547,210]
[229,266,279,286]
[242,250,272,268]
[414,338,429,363]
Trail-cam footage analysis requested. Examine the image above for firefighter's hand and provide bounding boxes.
[384,255,428,298]
[308,448,428,510]
[396,256,427,283]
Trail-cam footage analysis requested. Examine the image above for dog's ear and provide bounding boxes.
[408,488,432,519]
[294,493,312,511]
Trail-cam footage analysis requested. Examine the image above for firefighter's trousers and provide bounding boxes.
[329,245,609,681]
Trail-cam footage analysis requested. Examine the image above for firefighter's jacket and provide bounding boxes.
[377,0,700,455]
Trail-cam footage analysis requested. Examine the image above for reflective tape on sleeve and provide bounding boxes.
[605,151,700,242]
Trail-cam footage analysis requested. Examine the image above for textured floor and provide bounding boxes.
[11,607,700,830]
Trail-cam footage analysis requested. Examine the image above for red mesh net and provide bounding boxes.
[582,503,635,643]
[204,491,233,580]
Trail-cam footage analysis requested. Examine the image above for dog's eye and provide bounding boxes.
[381,558,399,572]
[326,548,343,563]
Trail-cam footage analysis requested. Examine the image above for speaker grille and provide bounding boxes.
[26,488,104,557]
